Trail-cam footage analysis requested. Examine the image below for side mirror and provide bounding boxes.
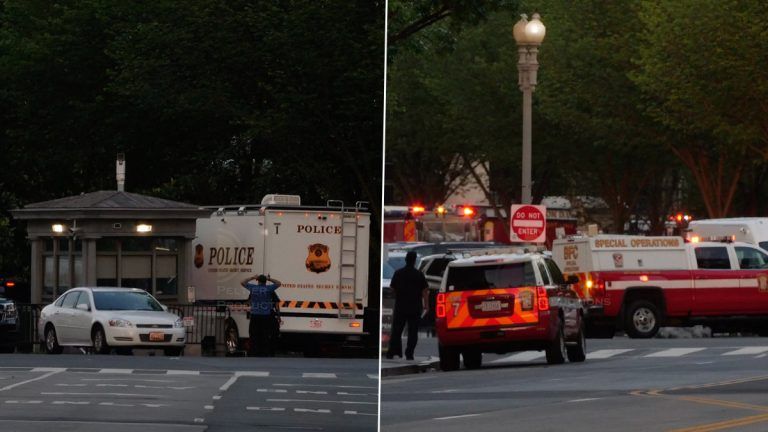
[566,275,579,284]
[76,303,90,312]
[161,304,168,312]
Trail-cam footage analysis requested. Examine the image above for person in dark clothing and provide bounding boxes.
[242,274,281,357]
[386,251,429,360]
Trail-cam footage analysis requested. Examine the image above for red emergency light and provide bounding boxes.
[410,205,426,215]
[458,205,476,217]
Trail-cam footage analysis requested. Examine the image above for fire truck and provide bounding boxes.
[190,194,372,355]
[552,235,768,338]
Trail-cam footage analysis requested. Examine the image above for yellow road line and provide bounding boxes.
[669,413,768,432]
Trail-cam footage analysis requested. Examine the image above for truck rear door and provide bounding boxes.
[733,246,768,314]
[691,245,742,315]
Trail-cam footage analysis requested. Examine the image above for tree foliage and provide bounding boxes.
[0,0,385,275]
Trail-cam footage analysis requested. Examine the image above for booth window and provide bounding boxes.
[94,237,179,298]
[42,238,83,300]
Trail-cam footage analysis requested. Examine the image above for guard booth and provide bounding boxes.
[11,190,210,304]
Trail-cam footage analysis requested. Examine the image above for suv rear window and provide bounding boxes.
[446,262,536,291]
[426,258,452,277]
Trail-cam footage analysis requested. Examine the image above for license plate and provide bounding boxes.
[149,332,165,342]
[480,300,502,312]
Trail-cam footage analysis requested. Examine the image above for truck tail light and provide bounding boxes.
[536,286,549,311]
[589,273,606,298]
[436,293,446,318]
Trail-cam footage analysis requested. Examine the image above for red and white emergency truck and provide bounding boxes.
[552,235,768,338]
[190,194,372,355]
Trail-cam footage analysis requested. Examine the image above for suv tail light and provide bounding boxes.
[536,286,549,311]
[436,293,446,318]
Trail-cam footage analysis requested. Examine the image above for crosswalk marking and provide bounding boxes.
[644,348,706,357]
[302,373,337,379]
[587,349,635,359]
[489,351,544,363]
[723,347,768,356]
[166,370,200,375]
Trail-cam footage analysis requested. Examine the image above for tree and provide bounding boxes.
[632,0,768,218]
[0,0,385,278]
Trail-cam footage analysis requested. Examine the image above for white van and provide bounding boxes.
[687,218,768,251]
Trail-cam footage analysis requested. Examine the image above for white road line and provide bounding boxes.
[644,348,706,358]
[52,401,90,405]
[166,370,200,375]
[194,418,205,423]
[56,383,87,387]
[273,383,376,389]
[297,390,328,395]
[1,369,64,392]
[586,349,634,359]
[204,405,214,410]
[302,373,337,379]
[294,408,331,414]
[435,413,482,421]
[267,399,376,405]
[723,347,768,356]
[257,388,288,393]
[98,369,133,374]
[5,400,43,404]
[367,374,378,379]
[246,407,287,411]
[31,368,66,373]
[568,398,601,403]
[344,411,377,416]
[489,351,544,363]
[81,378,174,383]
[213,395,222,400]
[42,392,167,398]
[757,354,767,359]
[96,384,129,387]
[219,371,269,392]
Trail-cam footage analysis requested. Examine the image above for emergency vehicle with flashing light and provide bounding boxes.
[687,218,768,251]
[435,251,586,371]
[552,235,768,338]
[190,194,373,356]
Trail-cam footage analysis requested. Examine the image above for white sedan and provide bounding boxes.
[39,287,186,356]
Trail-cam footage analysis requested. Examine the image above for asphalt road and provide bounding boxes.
[0,354,378,432]
[381,336,768,432]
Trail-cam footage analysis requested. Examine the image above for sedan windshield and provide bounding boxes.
[93,291,163,311]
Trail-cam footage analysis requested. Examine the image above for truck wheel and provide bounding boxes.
[224,322,240,356]
[439,345,460,372]
[625,300,661,338]
[45,325,63,355]
[567,322,587,363]
[462,350,482,370]
[546,324,567,365]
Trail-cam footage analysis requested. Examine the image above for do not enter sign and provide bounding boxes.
[510,204,547,243]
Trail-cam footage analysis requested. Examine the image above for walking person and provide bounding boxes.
[386,251,429,360]
[242,274,282,357]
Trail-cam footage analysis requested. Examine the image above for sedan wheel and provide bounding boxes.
[45,326,63,354]
[92,326,110,354]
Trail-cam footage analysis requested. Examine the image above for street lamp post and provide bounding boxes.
[513,13,546,205]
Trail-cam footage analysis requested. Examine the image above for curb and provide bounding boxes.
[381,358,441,377]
